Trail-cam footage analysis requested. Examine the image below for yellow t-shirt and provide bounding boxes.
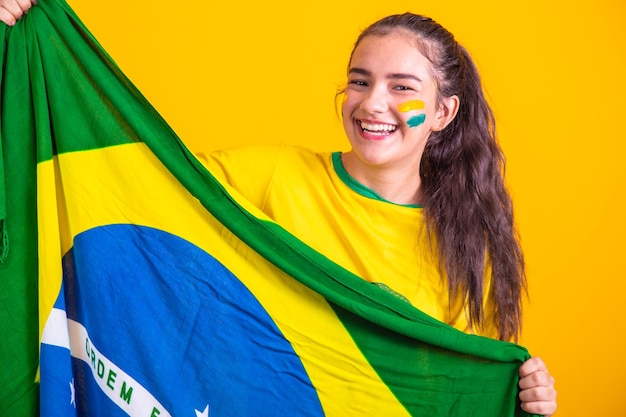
[198,145,497,338]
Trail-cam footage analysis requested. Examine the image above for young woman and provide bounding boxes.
[1,1,557,415]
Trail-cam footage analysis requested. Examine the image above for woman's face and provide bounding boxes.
[342,32,455,172]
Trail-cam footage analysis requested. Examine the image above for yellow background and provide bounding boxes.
[66,0,626,415]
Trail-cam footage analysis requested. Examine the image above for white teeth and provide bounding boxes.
[359,121,396,132]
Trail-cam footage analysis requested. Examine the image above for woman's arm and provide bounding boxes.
[0,0,36,26]
[519,357,558,416]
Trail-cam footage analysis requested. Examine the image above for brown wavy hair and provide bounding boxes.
[349,14,526,341]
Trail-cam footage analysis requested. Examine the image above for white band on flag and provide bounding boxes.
[41,307,172,417]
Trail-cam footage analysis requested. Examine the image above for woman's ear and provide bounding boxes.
[433,95,459,131]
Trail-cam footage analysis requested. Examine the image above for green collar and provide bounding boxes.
[331,152,422,208]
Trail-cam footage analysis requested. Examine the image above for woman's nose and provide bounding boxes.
[359,87,389,114]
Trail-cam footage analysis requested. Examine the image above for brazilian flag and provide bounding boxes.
[0,0,539,415]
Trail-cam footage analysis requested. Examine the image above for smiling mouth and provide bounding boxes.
[358,120,397,135]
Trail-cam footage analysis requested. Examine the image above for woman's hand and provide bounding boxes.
[519,356,557,416]
[0,0,36,26]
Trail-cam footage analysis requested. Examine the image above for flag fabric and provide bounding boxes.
[0,1,538,416]
[0,5,40,416]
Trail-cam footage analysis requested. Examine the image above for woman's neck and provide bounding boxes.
[341,152,423,206]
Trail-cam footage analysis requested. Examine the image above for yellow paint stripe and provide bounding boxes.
[37,142,410,416]
[398,99,425,112]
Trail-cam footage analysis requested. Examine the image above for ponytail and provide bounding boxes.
[421,44,526,341]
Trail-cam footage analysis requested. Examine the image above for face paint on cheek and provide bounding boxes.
[398,100,426,128]
[406,114,426,128]
[398,100,425,113]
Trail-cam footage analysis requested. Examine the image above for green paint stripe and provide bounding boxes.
[407,114,426,128]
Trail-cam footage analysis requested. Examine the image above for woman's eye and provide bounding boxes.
[348,80,367,87]
[394,85,412,91]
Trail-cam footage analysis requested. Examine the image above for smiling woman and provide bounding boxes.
[204,12,557,416]
[0,1,557,416]
[340,33,459,205]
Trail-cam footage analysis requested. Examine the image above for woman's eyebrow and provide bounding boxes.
[348,67,421,83]
[348,67,371,76]
[388,73,422,82]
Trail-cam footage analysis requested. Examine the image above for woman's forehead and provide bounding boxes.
[349,34,434,77]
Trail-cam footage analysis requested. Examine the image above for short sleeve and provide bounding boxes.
[195,145,287,210]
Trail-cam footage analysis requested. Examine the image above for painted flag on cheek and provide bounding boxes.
[0,0,540,416]
[398,100,427,128]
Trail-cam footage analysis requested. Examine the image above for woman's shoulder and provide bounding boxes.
[204,143,327,160]
[205,144,333,174]
[195,144,336,193]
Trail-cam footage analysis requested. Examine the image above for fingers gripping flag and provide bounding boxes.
[0,1,539,416]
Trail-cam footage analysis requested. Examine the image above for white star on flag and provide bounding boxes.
[69,379,76,407]
[195,405,209,417]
